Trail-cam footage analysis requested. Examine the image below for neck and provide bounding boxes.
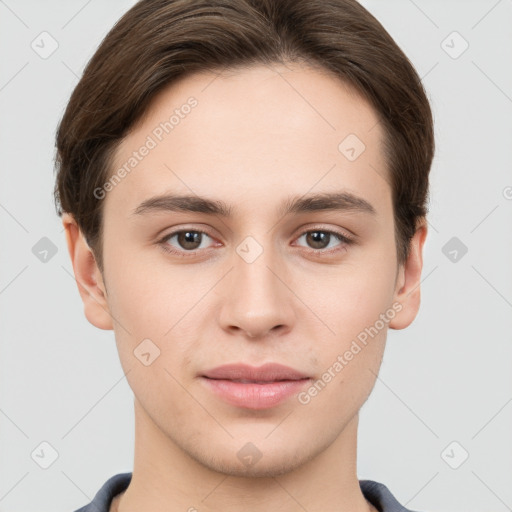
[116,400,376,512]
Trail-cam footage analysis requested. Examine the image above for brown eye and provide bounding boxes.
[305,231,331,249]
[295,229,352,252]
[163,230,214,252]
[177,231,203,250]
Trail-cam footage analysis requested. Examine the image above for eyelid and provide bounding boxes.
[158,226,354,243]
[293,224,355,243]
[155,222,219,240]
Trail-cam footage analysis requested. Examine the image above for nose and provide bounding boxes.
[217,245,296,340]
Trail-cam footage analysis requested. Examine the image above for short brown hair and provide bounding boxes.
[54,0,434,269]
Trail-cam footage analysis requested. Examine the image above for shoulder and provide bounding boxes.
[73,473,132,512]
[359,479,421,512]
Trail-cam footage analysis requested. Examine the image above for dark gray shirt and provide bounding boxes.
[74,472,419,512]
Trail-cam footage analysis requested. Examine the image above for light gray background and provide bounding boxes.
[1,0,511,511]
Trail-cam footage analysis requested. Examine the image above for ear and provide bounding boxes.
[389,220,428,330]
[62,213,113,330]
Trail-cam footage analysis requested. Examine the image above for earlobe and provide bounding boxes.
[62,213,113,330]
[389,221,428,330]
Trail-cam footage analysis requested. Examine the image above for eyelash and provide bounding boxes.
[158,227,354,258]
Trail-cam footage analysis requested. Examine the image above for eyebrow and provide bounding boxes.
[132,191,376,218]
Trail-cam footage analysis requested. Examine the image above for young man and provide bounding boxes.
[55,0,433,510]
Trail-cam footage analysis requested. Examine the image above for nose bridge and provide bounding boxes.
[218,237,294,338]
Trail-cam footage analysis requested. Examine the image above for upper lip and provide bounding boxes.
[202,363,309,382]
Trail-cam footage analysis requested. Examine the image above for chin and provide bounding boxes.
[185,439,314,479]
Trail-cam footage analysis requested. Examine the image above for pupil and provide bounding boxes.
[307,231,329,249]
[178,231,201,250]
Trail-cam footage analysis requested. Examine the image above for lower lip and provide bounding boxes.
[201,377,311,410]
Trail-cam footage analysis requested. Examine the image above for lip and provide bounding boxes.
[200,363,311,410]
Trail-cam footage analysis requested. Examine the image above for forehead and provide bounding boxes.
[108,62,390,217]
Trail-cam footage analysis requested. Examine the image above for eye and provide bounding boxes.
[161,230,216,254]
[294,229,352,251]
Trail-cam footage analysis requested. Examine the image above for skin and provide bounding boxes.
[63,62,427,512]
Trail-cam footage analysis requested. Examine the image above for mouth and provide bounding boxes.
[200,363,311,410]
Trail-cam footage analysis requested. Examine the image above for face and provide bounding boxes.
[66,62,425,477]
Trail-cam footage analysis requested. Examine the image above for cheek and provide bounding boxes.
[107,268,203,412]
[104,247,204,333]
[104,256,217,378]
[309,258,397,345]
[300,251,396,405]
[296,273,392,418]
